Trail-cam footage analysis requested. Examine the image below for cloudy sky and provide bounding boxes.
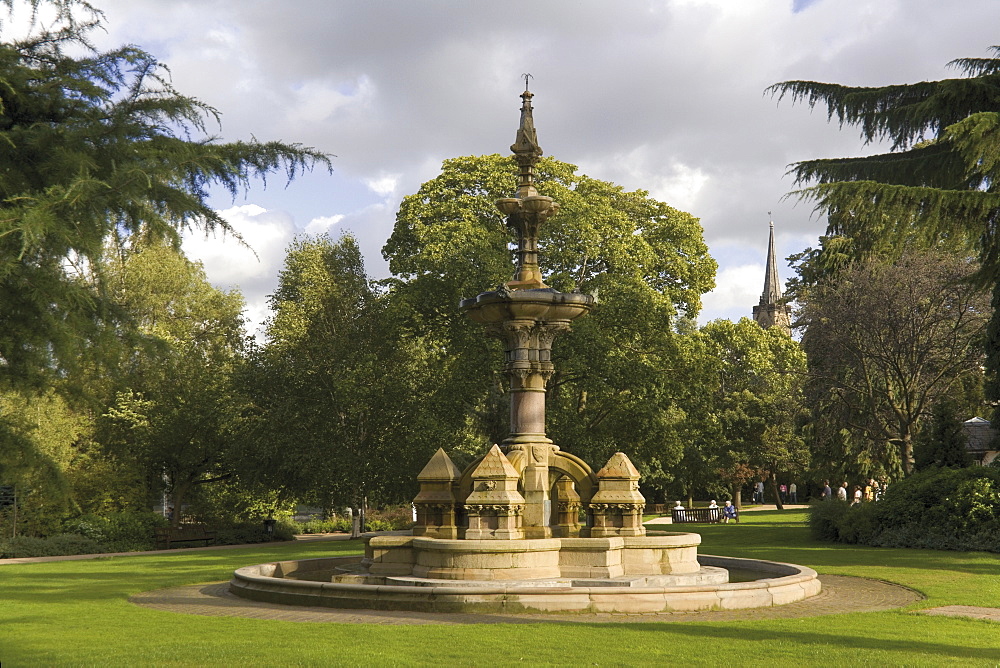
[86,0,1000,335]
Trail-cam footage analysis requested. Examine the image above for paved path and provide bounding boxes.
[922,605,1000,622]
[129,574,923,625]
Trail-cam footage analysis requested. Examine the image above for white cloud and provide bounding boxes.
[87,0,1000,327]
[304,214,346,236]
[181,204,297,338]
[365,172,401,198]
[700,263,764,323]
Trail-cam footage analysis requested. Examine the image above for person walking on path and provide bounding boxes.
[789,482,798,503]
[837,482,848,502]
[822,480,832,500]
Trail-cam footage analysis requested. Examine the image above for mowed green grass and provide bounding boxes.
[1,511,999,667]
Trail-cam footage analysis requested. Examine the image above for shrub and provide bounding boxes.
[212,520,296,546]
[296,518,352,534]
[368,506,415,530]
[62,511,169,553]
[292,507,413,535]
[809,467,1000,552]
[0,533,106,558]
[807,500,849,541]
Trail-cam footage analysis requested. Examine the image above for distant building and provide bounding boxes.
[752,221,791,335]
[963,417,999,466]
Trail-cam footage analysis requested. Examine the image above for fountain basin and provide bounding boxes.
[362,533,702,581]
[230,552,821,614]
[460,288,594,324]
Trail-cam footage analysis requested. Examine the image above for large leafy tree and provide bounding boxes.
[97,245,246,526]
[0,0,329,392]
[383,154,716,483]
[798,251,987,478]
[686,319,808,508]
[768,46,1000,420]
[239,234,443,515]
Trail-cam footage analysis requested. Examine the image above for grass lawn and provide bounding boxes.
[2,510,999,666]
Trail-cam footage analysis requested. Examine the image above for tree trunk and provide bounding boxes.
[898,436,915,476]
[768,471,784,510]
[731,484,742,509]
[169,481,193,528]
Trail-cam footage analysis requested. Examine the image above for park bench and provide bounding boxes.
[671,507,737,524]
[154,524,217,549]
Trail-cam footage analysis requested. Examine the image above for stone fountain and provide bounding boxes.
[229,88,821,613]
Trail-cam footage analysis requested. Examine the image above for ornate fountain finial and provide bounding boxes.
[496,82,558,290]
[511,76,542,199]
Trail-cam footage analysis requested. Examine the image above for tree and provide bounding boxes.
[0,1,329,393]
[690,319,808,508]
[769,46,1000,425]
[0,388,92,536]
[98,245,246,526]
[239,234,444,518]
[798,251,988,478]
[914,399,973,471]
[382,154,716,489]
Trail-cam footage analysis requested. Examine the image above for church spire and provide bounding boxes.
[761,220,782,305]
[752,218,791,335]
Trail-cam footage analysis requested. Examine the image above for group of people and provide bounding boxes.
[821,479,885,504]
[751,480,799,504]
[673,499,739,523]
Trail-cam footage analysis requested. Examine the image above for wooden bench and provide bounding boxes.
[154,524,217,549]
[671,507,738,524]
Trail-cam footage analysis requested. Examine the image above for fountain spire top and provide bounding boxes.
[511,80,543,198]
[495,83,558,289]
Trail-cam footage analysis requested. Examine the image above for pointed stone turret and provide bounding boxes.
[463,445,526,539]
[553,475,582,537]
[752,220,792,335]
[587,452,646,537]
[412,448,462,539]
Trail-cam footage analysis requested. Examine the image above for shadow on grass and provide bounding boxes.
[567,620,999,661]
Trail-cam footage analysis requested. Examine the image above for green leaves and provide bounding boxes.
[0,7,329,392]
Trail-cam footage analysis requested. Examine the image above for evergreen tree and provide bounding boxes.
[0,1,329,392]
[915,399,973,471]
[769,45,1000,425]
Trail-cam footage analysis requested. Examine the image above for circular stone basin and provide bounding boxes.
[459,288,595,324]
[230,554,821,614]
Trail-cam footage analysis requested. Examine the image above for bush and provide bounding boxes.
[809,467,1000,552]
[296,518,352,534]
[367,506,415,530]
[212,520,296,546]
[292,507,414,535]
[807,499,850,541]
[62,511,169,553]
[0,533,106,558]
